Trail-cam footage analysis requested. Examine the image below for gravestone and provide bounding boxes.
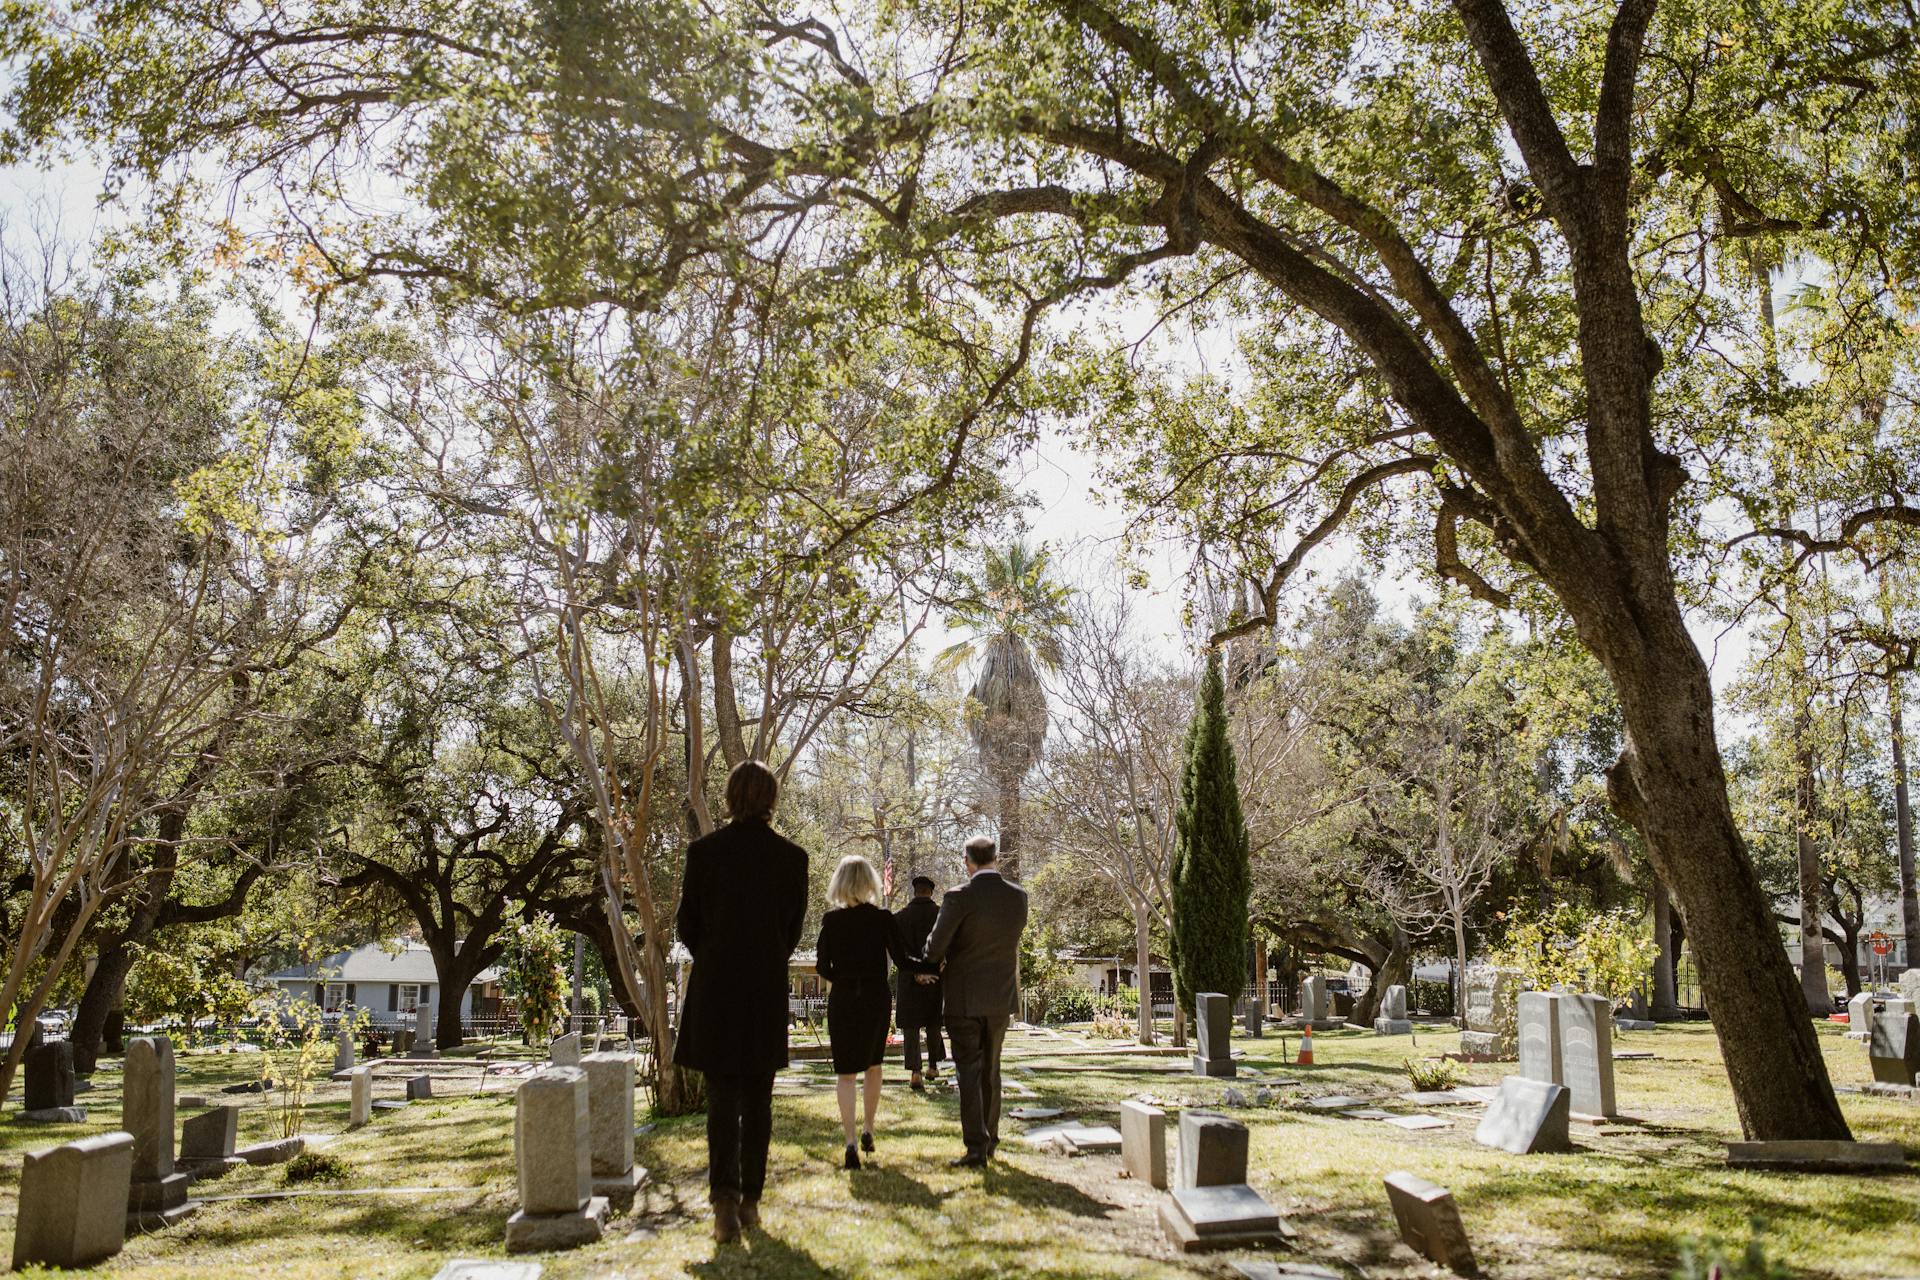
[505,1067,609,1252]
[550,1032,582,1066]
[179,1106,243,1176]
[1516,991,1564,1085]
[350,1066,372,1127]
[1061,1125,1123,1154]
[1459,967,1519,1058]
[1847,991,1875,1041]
[12,1131,134,1270]
[1119,1100,1167,1188]
[1555,993,1618,1118]
[124,1036,192,1225]
[1868,1005,1920,1086]
[237,1136,304,1166]
[1194,992,1235,1077]
[1474,1076,1570,1155]
[334,1028,355,1075]
[431,1262,545,1280]
[1299,974,1327,1023]
[1383,1171,1476,1275]
[1159,1183,1289,1253]
[394,1025,413,1055]
[1244,1001,1264,1038]
[407,1073,434,1101]
[1177,1111,1249,1189]
[1902,969,1920,1005]
[581,1052,644,1208]
[1374,983,1412,1035]
[22,1037,86,1123]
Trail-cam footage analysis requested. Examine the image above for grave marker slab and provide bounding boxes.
[124,1036,192,1225]
[1305,1094,1368,1109]
[1299,974,1327,1023]
[1119,1100,1166,1188]
[1381,1114,1452,1131]
[1009,1106,1064,1121]
[12,1131,133,1270]
[1473,1076,1570,1155]
[350,1067,372,1127]
[1383,1171,1476,1275]
[550,1032,581,1066]
[21,1037,85,1123]
[407,1074,434,1101]
[1061,1125,1122,1154]
[1555,993,1618,1118]
[1868,1008,1920,1086]
[581,1052,644,1208]
[1159,1183,1289,1253]
[506,1067,608,1253]
[1177,1111,1249,1189]
[1193,993,1235,1077]
[431,1262,545,1280]
[179,1106,243,1176]
[1516,990,1564,1085]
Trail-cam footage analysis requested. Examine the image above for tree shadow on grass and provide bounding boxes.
[689,1232,849,1279]
[978,1157,1116,1219]
[846,1163,953,1212]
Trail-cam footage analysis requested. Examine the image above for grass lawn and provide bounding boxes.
[2,1019,1916,1278]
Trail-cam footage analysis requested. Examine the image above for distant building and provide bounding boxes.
[264,940,501,1024]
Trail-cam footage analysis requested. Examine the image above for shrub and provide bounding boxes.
[1090,1012,1134,1039]
[283,1151,351,1184]
[1403,1057,1461,1092]
[1670,1219,1792,1280]
[1047,986,1103,1024]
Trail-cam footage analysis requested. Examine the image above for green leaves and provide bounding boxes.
[1170,649,1250,1015]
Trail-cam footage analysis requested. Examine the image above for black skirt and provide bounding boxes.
[827,981,892,1075]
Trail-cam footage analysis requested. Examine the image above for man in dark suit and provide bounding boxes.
[922,836,1029,1166]
[672,760,809,1243]
[894,875,945,1090]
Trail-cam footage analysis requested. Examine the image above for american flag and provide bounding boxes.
[882,849,894,901]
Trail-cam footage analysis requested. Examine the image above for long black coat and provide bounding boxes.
[671,818,809,1075]
[893,895,944,1028]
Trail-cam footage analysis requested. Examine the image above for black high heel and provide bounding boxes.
[861,1131,875,1154]
[843,1143,861,1170]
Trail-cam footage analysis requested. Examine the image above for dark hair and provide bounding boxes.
[964,836,997,865]
[725,760,779,822]
[911,875,936,895]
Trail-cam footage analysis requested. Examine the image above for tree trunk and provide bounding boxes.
[1830,921,1862,999]
[999,771,1024,882]
[1650,877,1681,1020]
[1793,707,1830,1014]
[1452,908,1469,1030]
[1353,932,1409,1027]
[1133,908,1155,1046]
[425,943,488,1050]
[70,945,138,1075]
[1892,682,1920,968]
[1607,637,1850,1140]
[1170,998,1186,1049]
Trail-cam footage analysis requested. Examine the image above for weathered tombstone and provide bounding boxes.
[1555,993,1617,1118]
[350,1066,372,1128]
[237,1136,305,1166]
[431,1262,545,1280]
[1901,968,1920,1005]
[1459,967,1519,1059]
[1383,1171,1477,1275]
[1244,1001,1264,1038]
[1177,1111,1250,1189]
[1158,1183,1289,1253]
[334,1027,355,1075]
[505,1067,609,1252]
[581,1052,644,1208]
[1847,991,1875,1041]
[1120,1100,1167,1188]
[13,1131,134,1270]
[1867,1004,1920,1086]
[550,1031,582,1066]
[1516,991,1564,1085]
[1061,1125,1123,1153]
[1194,993,1235,1077]
[179,1106,243,1176]
[407,1073,434,1101]
[1299,974,1327,1023]
[1473,1076,1571,1155]
[124,1036,192,1224]
[1375,983,1412,1035]
[22,1037,86,1123]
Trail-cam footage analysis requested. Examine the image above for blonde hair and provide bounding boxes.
[827,855,882,910]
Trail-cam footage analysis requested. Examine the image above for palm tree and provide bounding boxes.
[938,541,1072,880]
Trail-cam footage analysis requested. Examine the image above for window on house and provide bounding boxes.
[322,984,347,1012]
[398,984,421,1013]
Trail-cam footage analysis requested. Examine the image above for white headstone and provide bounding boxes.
[1517,990,1565,1084]
[1474,1076,1571,1155]
[1381,984,1408,1020]
[335,1028,355,1074]
[1555,993,1617,1118]
[1299,975,1327,1022]
[1120,1100,1167,1188]
[550,1032,582,1067]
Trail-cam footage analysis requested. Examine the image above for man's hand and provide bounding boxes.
[915,973,938,985]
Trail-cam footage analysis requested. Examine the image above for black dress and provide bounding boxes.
[816,904,922,1075]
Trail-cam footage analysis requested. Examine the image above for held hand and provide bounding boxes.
[915,973,938,985]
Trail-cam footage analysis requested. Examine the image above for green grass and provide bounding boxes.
[2,1021,1916,1278]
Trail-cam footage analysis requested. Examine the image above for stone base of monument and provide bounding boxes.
[19,1106,88,1124]
[127,1173,196,1229]
[1193,1055,1236,1078]
[238,1137,305,1166]
[1456,1032,1513,1059]
[1613,1019,1656,1032]
[504,1195,609,1252]
[1373,1018,1412,1035]
[1845,1031,1873,1042]
[1157,1184,1292,1253]
[1725,1140,1907,1172]
[1863,1081,1917,1100]
[179,1155,247,1177]
[592,1165,647,1211]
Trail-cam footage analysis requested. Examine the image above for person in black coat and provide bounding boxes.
[814,854,928,1169]
[894,875,945,1089]
[673,761,808,1243]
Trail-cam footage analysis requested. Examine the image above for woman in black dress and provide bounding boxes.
[815,855,922,1169]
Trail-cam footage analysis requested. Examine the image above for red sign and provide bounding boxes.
[1869,931,1892,957]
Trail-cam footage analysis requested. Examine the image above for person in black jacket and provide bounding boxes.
[672,761,809,1243]
[814,855,925,1169]
[894,875,945,1090]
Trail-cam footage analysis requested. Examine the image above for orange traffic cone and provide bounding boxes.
[1298,1024,1315,1066]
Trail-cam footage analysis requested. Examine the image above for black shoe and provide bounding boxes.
[949,1152,988,1168]
[861,1131,875,1154]
[844,1143,861,1171]
[910,1079,926,1093]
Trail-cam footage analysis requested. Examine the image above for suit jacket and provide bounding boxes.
[671,818,809,1074]
[923,870,1029,1020]
[893,895,944,1026]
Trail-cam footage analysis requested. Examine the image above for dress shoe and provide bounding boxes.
[861,1131,875,1154]
[910,1079,926,1093]
[738,1198,760,1230]
[712,1193,741,1244]
[949,1152,988,1168]
[844,1143,861,1170]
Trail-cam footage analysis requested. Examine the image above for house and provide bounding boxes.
[264,940,501,1025]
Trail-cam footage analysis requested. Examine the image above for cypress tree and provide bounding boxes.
[1170,649,1251,1017]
